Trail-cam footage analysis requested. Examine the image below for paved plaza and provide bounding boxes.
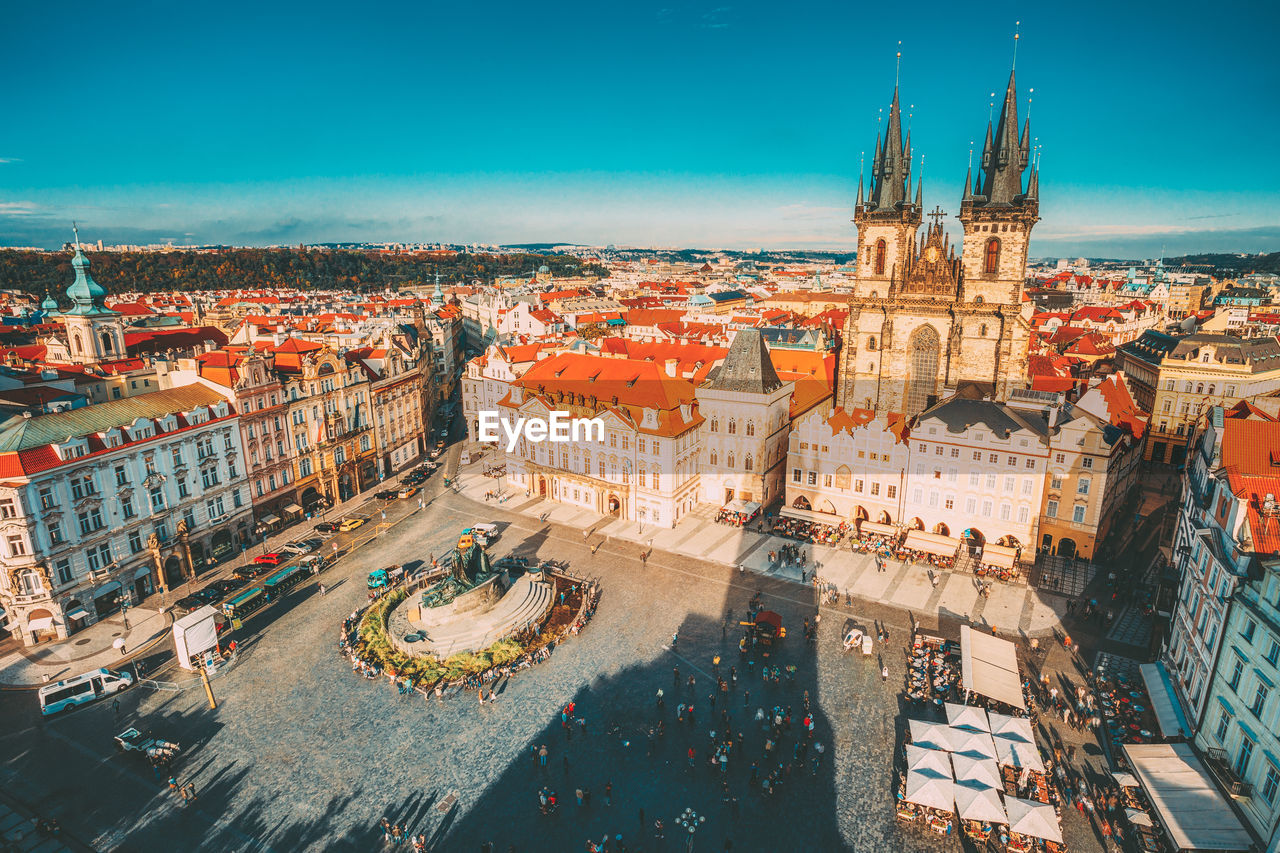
[0,462,1122,852]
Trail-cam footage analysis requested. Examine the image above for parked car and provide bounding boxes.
[172,595,204,614]
[204,578,244,598]
[375,490,398,500]
[314,521,338,534]
[338,517,366,532]
[297,537,323,552]
[191,587,223,605]
[398,485,418,499]
[232,564,268,581]
[280,540,315,556]
[253,553,284,566]
[114,727,180,760]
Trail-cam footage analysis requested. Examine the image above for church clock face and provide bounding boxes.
[924,246,940,263]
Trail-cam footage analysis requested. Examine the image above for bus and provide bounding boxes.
[263,564,309,599]
[39,667,133,716]
[222,587,267,620]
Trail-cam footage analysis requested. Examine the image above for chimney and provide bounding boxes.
[664,358,679,377]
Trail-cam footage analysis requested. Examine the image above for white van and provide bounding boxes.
[38,667,134,716]
[471,523,499,546]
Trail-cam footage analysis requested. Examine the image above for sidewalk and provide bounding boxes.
[453,461,1066,638]
[0,787,92,852]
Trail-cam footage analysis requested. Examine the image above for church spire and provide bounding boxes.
[979,68,1029,204]
[868,83,910,211]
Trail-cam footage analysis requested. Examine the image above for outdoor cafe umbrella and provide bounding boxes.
[1125,808,1154,828]
[1005,797,1064,844]
[904,769,956,812]
[906,744,952,778]
[995,737,1045,772]
[988,712,1036,744]
[908,719,953,753]
[948,729,999,761]
[946,702,991,733]
[954,780,1009,824]
[1112,771,1140,788]
[951,753,1002,789]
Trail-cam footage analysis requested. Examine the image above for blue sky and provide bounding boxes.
[1,0,1277,256]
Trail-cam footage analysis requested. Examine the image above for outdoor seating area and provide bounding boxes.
[1097,672,1157,747]
[905,634,962,708]
[850,521,900,556]
[770,515,848,545]
[1118,743,1254,853]
[715,500,761,527]
[897,700,1066,851]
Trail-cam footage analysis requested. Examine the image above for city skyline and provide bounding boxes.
[2,0,1277,255]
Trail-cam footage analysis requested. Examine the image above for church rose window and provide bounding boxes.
[984,238,1000,274]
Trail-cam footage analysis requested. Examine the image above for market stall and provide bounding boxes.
[946,701,992,732]
[1122,743,1253,853]
[907,719,953,753]
[715,499,761,527]
[1005,797,1064,846]
[959,624,1027,710]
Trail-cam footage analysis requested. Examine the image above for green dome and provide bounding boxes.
[62,245,114,316]
[41,293,58,311]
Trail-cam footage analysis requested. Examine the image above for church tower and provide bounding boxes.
[957,70,1039,306]
[59,229,126,365]
[851,85,922,299]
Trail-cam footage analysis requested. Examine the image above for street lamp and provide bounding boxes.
[256,524,268,555]
[675,808,704,852]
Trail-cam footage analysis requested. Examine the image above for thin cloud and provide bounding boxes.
[0,158,22,165]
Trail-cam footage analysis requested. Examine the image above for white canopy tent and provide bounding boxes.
[1005,797,1064,844]
[988,712,1035,744]
[903,769,955,811]
[960,625,1026,710]
[995,737,1045,772]
[1126,808,1154,828]
[945,701,991,732]
[948,729,999,761]
[981,543,1018,569]
[954,780,1009,824]
[951,753,1003,789]
[908,719,953,753]
[905,744,952,778]
[1112,771,1140,788]
[1123,743,1254,852]
[779,506,843,525]
[858,520,899,538]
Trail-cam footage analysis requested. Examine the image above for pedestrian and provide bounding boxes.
[382,817,393,842]
[673,665,680,686]
[184,782,197,803]
[319,583,326,595]
[539,744,548,767]
[168,775,179,795]
[744,689,750,708]
[881,665,888,682]
[576,788,584,807]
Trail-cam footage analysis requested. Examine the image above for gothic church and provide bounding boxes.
[835,69,1038,416]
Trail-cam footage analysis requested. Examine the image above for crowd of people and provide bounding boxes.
[770,516,847,545]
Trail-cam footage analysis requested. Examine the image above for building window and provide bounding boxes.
[38,486,56,510]
[1082,457,1093,469]
[70,474,97,501]
[807,472,817,486]
[791,468,801,483]
[1236,736,1255,778]
[6,534,26,557]
[886,485,896,499]
[120,497,136,520]
[1267,641,1280,667]
[55,558,73,585]
[150,487,165,512]
[1072,505,1086,524]
[1264,765,1280,804]
[984,238,1000,274]
[745,455,753,472]
[1252,684,1269,718]
[945,497,954,510]
[1046,500,1058,518]
[77,509,105,536]
[1077,478,1091,495]
[871,482,880,496]
[1243,619,1256,644]
[1229,658,1244,691]
[874,239,886,276]
[709,451,718,466]
[746,422,755,437]
[128,530,143,554]
[1215,707,1233,741]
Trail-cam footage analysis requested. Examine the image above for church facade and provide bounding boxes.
[836,72,1039,416]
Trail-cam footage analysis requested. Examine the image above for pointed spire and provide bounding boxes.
[856,173,864,207]
[1027,166,1039,199]
[979,66,1029,204]
[915,175,923,208]
[868,83,909,210]
[963,143,974,202]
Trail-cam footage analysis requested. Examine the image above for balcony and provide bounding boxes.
[1203,747,1252,798]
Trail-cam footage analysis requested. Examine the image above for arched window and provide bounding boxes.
[709,449,717,466]
[72,333,83,355]
[744,454,753,472]
[868,336,877,351]
[979,324,988,337]
[710,418,718,433]
[727,452,735,469]
[984,238,1000,274]
[874,240,887,275]
[1207,384,1216,395]
[101,332,113,353]
[727,420,737,435]
[1196,383,1204,394]
[746,421,755,437]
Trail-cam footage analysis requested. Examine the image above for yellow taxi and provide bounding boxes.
[338,516,367,532]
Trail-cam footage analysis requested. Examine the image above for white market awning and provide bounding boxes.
[27,617,54,632]
[951,753,1002,789]
[1123,743,1254,852]
[1140,662,1191,739]
[260,514,281,525]
[1112,771,1140,788]
[779,506,843,525]
[995,738,1045,772]
[282,503,304,514]
[988,712,1035,744]
[65,608,89,620]
[858,521,899,538]
[954,780,1009,824]
[982,543,1018,569]
[908,719,953,753]
[904,529,960,557]
[948,729,999,761]
[722,499,760,516]
[945,702,991,732]
[1126,808,1154,828]
[960,625,1026,710]
[903,769,955,812]
[905,744,952,778]
[1005,797,1063,844]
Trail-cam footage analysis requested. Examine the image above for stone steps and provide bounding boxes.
[426,575,554,657]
